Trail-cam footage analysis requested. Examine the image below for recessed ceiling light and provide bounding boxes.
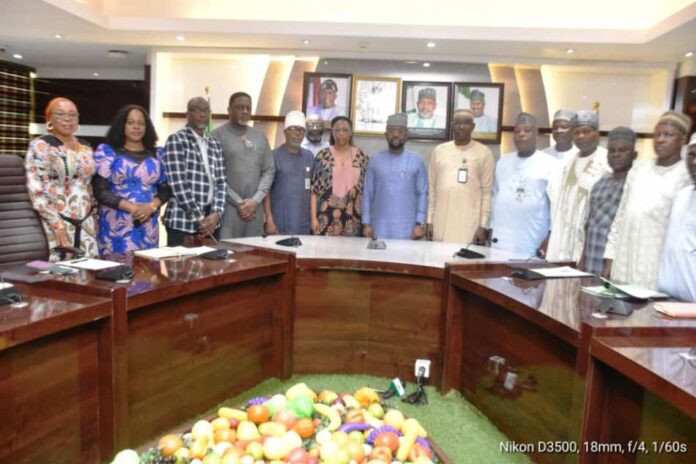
[176,35,185,42]
[405,61,418,64]
[93,72,99,77]
[426,42,436,48]
[303,39,310,45]
[423,62,431,68]
[685,51,694,57]
[323,60,328,65]
[12,53,22,59]
[566,48,575,54]
[54,34,63,40]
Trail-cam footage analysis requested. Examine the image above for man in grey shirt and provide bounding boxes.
[212,91,275,238]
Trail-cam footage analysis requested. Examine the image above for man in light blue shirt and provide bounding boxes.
[362,113,428,240]
[658,133,696,301]
[490,113,559,257]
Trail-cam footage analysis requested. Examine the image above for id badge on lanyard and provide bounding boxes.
[305,166,311,190]
[458,168,468,183]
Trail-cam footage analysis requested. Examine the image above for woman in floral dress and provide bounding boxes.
[26,97,99,260]
[92,105,171,256]
[310,116,369,236]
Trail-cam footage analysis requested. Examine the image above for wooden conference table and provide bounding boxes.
[226,235,522,385]
[441,267,696,463]
[1,251,292,463]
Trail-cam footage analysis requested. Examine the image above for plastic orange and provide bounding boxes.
[374,432,399,452]
[247,405,270,424]
[293,418,315,439]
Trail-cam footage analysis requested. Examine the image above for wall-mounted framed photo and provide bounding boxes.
[302,72,352,126]
[452,82,504,144]
[401,81,452,140]
[350,76,402,135]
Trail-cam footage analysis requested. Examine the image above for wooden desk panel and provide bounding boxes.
[0,288,111,464]
[126,275,281,445]
[583,337,696,464]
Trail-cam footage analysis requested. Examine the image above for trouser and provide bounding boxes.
[166,206,220,246]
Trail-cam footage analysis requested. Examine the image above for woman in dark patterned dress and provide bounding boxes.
[92,105,171,256]
[310,116,368,236]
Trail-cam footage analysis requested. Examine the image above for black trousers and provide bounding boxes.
[166,206,219,246]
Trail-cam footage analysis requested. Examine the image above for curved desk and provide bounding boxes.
[227,235,522,385]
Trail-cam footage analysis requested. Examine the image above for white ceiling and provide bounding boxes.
[0,0,694,72]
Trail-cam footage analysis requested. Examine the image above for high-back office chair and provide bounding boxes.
[0,155,82,267]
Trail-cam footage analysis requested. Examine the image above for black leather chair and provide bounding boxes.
[0,155,81,267]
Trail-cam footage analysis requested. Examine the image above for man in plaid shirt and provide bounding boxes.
[162,97,227,245]
[578,126,636,275]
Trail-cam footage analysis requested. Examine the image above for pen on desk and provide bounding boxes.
[69,258,88,264]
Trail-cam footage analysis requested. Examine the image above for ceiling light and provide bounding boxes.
[426,42,436,48]
[12,53,22,59]
[566,48,575,54]
[93,72,99,77]
[685,51,694,57]
[176,35,185,42]
[405,61,418,64]
[423,62,431,68]
[303,39,310,45]
[323,60,328,65]
[54,34,63,40]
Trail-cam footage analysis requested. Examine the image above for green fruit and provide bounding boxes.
[246,442,264,460]
[265,394,288,416]
[368,403,385,419]
[202,453,222,464]
[348,430,365,443]
[289,396,314,418]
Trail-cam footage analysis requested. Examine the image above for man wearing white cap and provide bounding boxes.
[407,88,444,129]
[264,111,315,236]
[605,111,692,290]
[362,113,428,240]
[427,109,495,244]
[545,110,610,261]
[543,109,579,161]
[658,132,696,301]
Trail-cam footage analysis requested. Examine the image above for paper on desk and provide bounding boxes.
[530,266,594,278]
[654,302,696,318]
[134,246,218,260]
[58,258,122,271]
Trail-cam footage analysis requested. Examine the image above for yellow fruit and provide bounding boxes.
[383,409,405,430]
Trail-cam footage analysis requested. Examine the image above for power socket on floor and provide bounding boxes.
[414,359,431,378]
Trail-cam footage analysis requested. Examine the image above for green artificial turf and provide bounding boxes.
[213,373,533,464]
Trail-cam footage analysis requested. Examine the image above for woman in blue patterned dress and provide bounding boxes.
[92,105,171,256]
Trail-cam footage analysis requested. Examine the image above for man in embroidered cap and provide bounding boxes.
[301,113,329,157]
[213,91,275,238]
[362,113,428,240]
[578,127,637,275]
[604,111,692,289]
[263,111,314,235]
[545,109,610,261]
[489,113,559,256]
[543,109,578,160]
[469,89,498,133]
[407,87,445,129]
[427,108,495,243]
[307,79,345,122]
[659,132,696,301]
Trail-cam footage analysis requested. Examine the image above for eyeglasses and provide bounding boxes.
[286,126,306,133]
[53,112,79,120]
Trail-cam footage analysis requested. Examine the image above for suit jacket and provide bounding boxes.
[162,126,227,233]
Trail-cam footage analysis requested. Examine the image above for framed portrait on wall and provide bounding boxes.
[452,82,504,144]
[302,73,352,126]
[350,76,402,135]
[401,81,452,140]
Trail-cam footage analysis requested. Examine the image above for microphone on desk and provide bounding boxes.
[276,233,302,247]
[0,276,27,308]
[367,231,387,250]
[453,242,485,259]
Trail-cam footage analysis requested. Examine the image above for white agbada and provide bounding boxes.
[658,185,696,301]
[604,159,691,290]
[543,144,579,162]
[546,146,610,261]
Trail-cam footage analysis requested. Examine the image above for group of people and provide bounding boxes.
[25,93,695,301]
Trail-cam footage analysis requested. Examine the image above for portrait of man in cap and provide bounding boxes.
[402,82,451,139]
[453,83,503,142]
[304,74,351,124]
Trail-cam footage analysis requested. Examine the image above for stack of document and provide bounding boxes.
[654,302,696,318]
[134,246,218,260]
[582,279,670,300]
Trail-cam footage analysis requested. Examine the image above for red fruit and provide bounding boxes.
[287,447,310,463]
[374,432,399,452]
[247,405,270,424]
[273,409,298,429]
